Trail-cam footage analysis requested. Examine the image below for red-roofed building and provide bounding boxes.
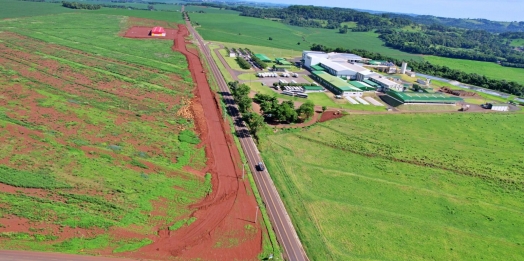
[151,27,166,37]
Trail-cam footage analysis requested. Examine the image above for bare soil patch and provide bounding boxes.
[123,26,177,40]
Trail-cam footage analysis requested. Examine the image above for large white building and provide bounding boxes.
[302,51,377,81]
[369,75,403,92]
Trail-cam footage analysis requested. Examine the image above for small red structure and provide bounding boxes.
[151,26,166,37]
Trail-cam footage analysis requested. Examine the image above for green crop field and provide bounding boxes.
[190,11,422,61]
[424,56,524,85]
[0,12,210,255]
[261,113,524,261]
[0,0,80,18]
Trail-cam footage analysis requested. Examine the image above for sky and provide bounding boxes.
[251,0,524,22]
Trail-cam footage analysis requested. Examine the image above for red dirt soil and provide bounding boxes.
[125,24,263,260]
[123,26,177,40]
[319,110,346,122]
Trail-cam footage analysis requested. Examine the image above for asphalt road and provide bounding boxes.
[183,11,309,261]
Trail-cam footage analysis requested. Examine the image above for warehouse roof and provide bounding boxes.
[312,71,361,92]
[311,64,325,71]
[152,27,165,33]
[387,90,463,103]
[350,81,376,91]
[303,85,324,91]
[363,79,380,88]
[255,54,272,62]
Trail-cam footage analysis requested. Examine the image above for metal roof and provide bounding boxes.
[311,65,325,71]
[303,85,324,90]
[388,90,463,103]
[312,71,361,92]
[255,54,271,62]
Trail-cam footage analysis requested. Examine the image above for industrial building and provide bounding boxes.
[387,90,463,104]
[349,81,375,91]
[302,85,325,93]
[369,75,403,92]
[255,54,272,62]
[151,27,166,37]
[301,51,378,81]
[311,71,362,97]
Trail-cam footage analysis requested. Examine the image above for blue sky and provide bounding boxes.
[253,0,523,22]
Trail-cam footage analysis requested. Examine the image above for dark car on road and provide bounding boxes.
[256,162,265,171]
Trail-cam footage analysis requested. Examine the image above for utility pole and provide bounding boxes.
[255,206,259,224]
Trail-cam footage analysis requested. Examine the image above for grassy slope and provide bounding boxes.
[0,12,208,253]
[261,113,524,261]
[424,56,524,85]
[190,10,422,61]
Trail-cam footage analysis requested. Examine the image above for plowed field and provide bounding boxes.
[0,13,265,260]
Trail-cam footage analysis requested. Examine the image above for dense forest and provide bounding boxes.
[310,44,524,96]
[223,5,524,68]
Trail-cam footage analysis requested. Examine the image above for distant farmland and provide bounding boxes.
[424,56,524,85]
[190,10,423,61]
[261,113,524,260]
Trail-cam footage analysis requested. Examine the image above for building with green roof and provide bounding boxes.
[255,54,272,62]
[363,79,380,88]
[302,85,324,93]
[349,81,375,91]
[311,71,362,96]
[311,64,325,71]
[387,90,463,104]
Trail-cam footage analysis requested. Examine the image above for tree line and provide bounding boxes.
[310,43,524,97]
[62,1,101,10]
[228,82,265,137]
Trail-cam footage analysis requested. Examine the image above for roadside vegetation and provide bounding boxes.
[261,113,524,260]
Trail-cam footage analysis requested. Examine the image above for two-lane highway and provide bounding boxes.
[183,10,309,261]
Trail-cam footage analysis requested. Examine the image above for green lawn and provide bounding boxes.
[190,11,422,61]
[261,113,524,261]
[424,56,524,85]
[510,39,524,47]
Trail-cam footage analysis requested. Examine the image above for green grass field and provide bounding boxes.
[0,0,80,18]
[190,11,422,61]
[424,56,524,85]
[261,113,524,261]
[0,12,209,255]
[510,39,524,47]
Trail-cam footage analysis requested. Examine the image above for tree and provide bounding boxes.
[275,101,297,123]
[268,37,273,40]
[297,100,315,119]
[297,42,301,45]
[322,106,327,112]
[244,113,265,136]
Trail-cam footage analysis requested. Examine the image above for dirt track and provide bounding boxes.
[137,24,262,260]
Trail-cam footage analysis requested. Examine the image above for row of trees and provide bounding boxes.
[310,43,524,97]
[62,1,101,9]
[228,82,265,137]
[235,57,251,70]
